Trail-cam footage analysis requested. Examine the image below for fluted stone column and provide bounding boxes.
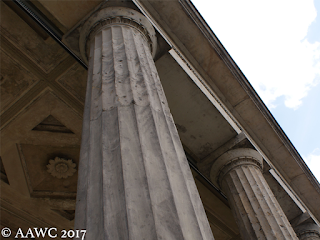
[211,148,298,240]
[75,7,214,240]
[295,223,320,240]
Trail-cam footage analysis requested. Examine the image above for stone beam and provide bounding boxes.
[291,213,314,229]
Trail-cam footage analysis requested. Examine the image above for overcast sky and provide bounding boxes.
[191,0,320,181]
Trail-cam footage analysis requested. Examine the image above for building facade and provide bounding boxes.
[1,0,320,239]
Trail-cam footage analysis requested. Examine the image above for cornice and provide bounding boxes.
[178,0,320,193]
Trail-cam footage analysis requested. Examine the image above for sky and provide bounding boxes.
[191,0,320,181]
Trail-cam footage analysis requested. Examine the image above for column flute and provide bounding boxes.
[211,148,298,240]
[75,7,215,240]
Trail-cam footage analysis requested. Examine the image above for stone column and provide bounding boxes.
[210,148,298,240]
[75,7,214,240]
[295,223,320,240]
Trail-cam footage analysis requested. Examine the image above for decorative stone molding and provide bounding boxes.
[210,148,263,188]
[85,16,153,58]
[216,156,262,188]
[295,223,320,240]
[79,7,157,64]
[297,230,320,240]
[47,157,76,179]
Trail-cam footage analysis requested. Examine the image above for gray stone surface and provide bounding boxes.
[211,148,298,240]
[74,7,214,240]
[298,232,320,240]
[295,223,320,240]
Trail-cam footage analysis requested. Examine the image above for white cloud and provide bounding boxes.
[192,0,320,109]
[303,148,320,182]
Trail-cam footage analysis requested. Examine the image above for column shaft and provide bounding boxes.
[223,163,298,239]
[211,149,298,240]
[75,19,214,240]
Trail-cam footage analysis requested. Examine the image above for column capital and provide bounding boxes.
[295,223,320,240]
[79,7,157,63]
[210,148,263,188]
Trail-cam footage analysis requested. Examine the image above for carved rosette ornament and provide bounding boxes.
[47,157,76,179]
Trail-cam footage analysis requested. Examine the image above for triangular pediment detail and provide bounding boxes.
[0,157,9,184]
[32,115,74,134]
[51,209,75,221]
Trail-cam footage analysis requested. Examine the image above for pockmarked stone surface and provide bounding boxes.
[74,7,215,240]
[211,148,299,240]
